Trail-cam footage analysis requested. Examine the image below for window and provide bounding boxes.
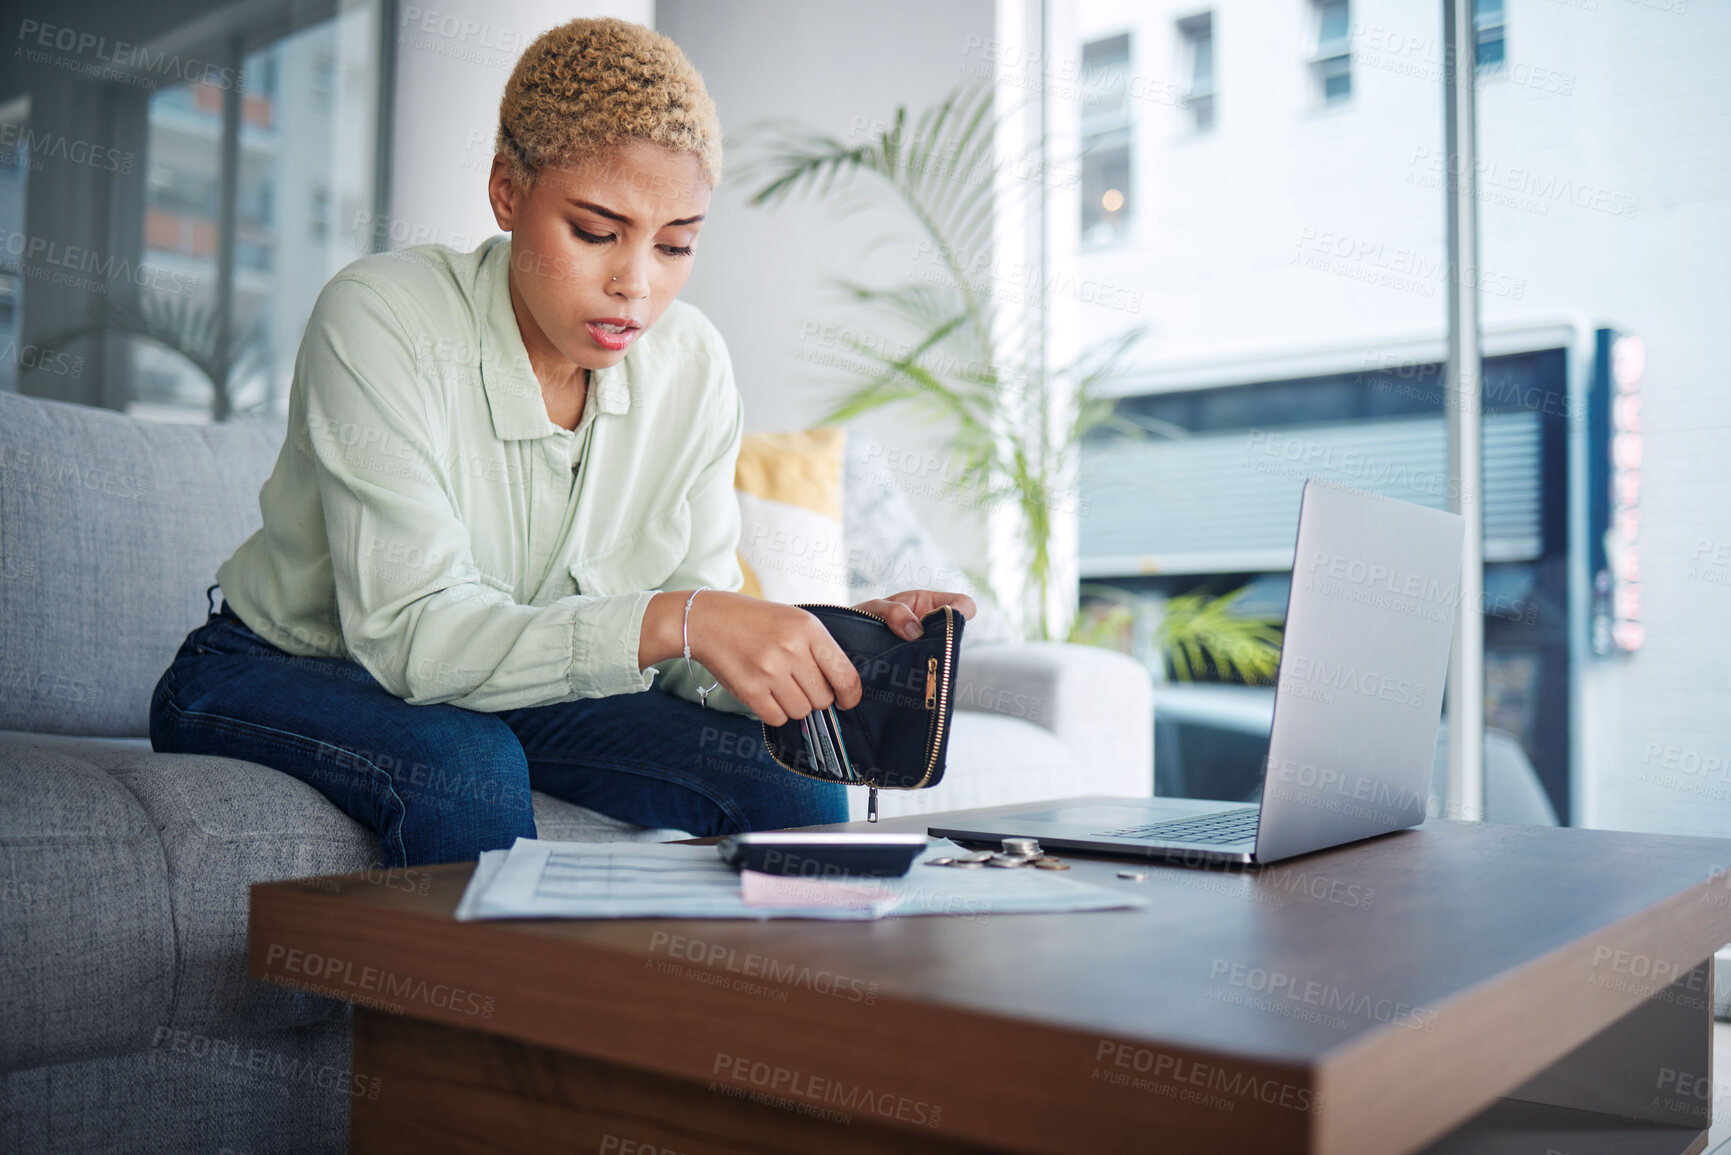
[1312,0,1352,103]
[1067,0,1731,840]
[133,5,382,423]
[1179,13,1215,134]
[1081,33,1133,245]
[1475,0,1506,72]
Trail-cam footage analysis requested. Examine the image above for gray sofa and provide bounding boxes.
[0,391,1152,1154]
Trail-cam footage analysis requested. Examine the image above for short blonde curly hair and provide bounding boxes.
[496,18,722,191]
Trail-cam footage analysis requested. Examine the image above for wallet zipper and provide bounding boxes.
[910,605,956,791]
[756,604,959,805]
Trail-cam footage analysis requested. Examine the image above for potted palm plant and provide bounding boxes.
[742,81,1144,641]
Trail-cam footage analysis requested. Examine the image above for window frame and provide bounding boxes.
[1177,12,1216,135]
[1474,0,1507,74]
[1309,0,1353,106]
[1079,30,1135,248]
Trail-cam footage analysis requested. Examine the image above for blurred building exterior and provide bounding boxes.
[1068,0,1729,832]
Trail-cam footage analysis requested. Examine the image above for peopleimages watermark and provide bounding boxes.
[0,123,134,174]
[0,227,198,299]
[149,1026,382,1100]
[1090,1039,1323,1114]
[262,943,497,1018]
[1264,757,1428,827]
[710,1052,943,1128]
[1350,21,1578,95]
[397,6,524,73]
[1207,959,1439,1034]
[850,437,1088,516]
[15,19,247,91]
[1703,864,1731,911]
[1689,538,1731,589]
[1,875,40,906]
[647,931,880,1005]
[1150,851,1376,912]
[4,338,85,380]
[1243,428,1479,505]
[347,210,478,254]
[298,862,433,898]
[1302,548,1469,625]
[958,36,1189,109]
[0,443,153,501]
[793,321,1043,398]
[0,663,102,709]
[1639,741,1731,806]
[1406,145,1640,220]
[844,113,1079,192]
[1278,651,1429,710]
[599,1138,687,1155]
[1653,1067,1715,1125]
[911,238,1143,314]
[1587,945,1709,1011]
[1293,226,1526,302]
[1358,350,1587,434]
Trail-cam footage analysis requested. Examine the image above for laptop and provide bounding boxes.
[929,479,1466,866]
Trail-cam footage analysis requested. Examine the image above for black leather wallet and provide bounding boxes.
[761,604,964,821]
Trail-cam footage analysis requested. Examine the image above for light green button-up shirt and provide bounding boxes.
[216,236,747,714]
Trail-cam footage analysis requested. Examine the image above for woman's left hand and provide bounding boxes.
[851,589,977,640]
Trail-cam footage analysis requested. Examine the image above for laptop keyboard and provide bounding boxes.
[1095,807,1260,845]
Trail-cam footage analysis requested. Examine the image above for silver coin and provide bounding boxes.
[1034,861,1071,870]
[1001,837,1042,857]
[924,856,955,866]
[1030,856,1061,866]
[959,851,995,863]
[946,859,986,869]
[986,855,1031,868]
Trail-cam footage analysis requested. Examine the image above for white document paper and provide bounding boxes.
[453,837,1146,922]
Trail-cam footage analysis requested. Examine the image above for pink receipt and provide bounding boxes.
[739,869,897,912]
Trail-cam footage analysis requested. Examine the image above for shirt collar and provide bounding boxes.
[478,237,633,441]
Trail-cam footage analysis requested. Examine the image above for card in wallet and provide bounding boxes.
[761,604,964,821]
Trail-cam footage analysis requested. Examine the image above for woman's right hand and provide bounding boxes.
[643,590,862,726]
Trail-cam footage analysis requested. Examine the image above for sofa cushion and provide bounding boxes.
[531,793,689,843]
[0,745,175,1073]
[0,391,286,737]
[841,432,1020,646]
[0,1013,352,1155]
[105,753,381,1037]
[734,427,849,604]
[853,710,1082,821]
[0,732,686,1066]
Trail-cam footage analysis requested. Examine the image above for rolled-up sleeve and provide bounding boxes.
[303,276,656,712]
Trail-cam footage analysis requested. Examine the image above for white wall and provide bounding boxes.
[384,0,654,252]
[1071,0,1731,835]
[655,0,1002,595]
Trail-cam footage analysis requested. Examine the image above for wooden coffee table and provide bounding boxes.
[249,799,1731,1154]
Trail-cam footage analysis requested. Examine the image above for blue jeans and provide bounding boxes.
[148,603,848,868]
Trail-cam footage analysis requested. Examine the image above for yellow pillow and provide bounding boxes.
[734,428,848,604]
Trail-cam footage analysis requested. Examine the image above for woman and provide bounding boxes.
[149,17,975,869]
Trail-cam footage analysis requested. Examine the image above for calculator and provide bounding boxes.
[715,832,930,878]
